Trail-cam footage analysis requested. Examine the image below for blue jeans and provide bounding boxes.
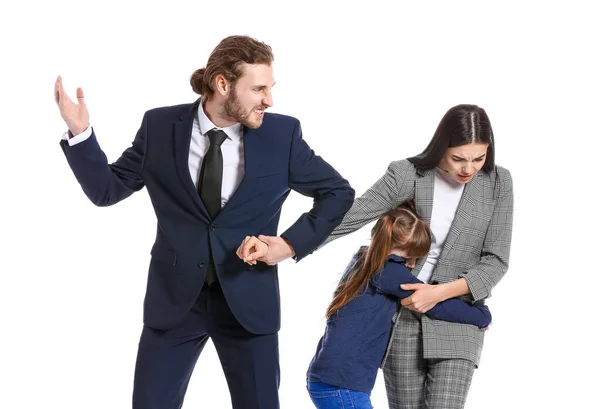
[307,381,373,409]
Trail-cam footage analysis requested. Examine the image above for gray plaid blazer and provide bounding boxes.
[323,159,513,365]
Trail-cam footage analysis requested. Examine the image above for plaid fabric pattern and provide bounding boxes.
[382,309,475,409]
[324,159,514,365]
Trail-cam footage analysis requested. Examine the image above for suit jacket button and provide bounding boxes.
[198,261,207,268]
[210,224,216,231]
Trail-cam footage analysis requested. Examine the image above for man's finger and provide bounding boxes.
[54,78,60,104]
[241,238,254,259]
[56,78,74,108]
[257,234,270,244]
[242,237,259,259]
[76,87,85,105]
[247,242,268,261]
[238,236,250,258]
[235,236,248,260]
[236,237,250,259]
[55,77,66,105]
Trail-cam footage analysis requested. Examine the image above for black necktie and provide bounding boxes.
[198,129,227,287]
[198,129,228,219]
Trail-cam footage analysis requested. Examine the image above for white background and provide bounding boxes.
[1,1,598,408]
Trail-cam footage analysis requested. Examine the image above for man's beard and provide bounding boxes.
[223,89,263,129]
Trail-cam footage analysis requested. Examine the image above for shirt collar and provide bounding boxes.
[198,103,244,142]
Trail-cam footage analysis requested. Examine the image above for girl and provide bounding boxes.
[306,205,491,409]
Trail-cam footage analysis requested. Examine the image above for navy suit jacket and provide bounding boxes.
[60,100,355,334]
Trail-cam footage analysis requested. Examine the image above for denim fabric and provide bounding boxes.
[307,381,373,409]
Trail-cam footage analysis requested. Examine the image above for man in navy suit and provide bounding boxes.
[54,35,355,409]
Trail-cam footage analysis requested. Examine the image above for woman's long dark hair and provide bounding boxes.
[326,204,432,319]
[408,104,495,173]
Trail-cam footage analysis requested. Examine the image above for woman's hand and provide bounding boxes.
[401,278,471,313]
[400,283,445,313]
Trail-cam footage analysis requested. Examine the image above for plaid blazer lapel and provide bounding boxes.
[412,168,435,276]
[435,172,483,275]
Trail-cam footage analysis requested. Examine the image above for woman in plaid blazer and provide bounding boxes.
[322,104,513,409]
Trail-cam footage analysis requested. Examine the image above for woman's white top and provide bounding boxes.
[417,168,465,283]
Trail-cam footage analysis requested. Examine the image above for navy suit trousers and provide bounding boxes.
[132,282,279,409]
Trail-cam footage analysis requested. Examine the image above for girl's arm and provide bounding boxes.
[372,260,491,328]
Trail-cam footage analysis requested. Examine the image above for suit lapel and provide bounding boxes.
[437,172,483,264]
[173,99,210,218]
[415,169,435,224]
[412,168,435,275]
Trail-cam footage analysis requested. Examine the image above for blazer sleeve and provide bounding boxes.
[321,159,417,246]
[459,167,514,301]
[59,112,148,207]
[280,120,355,261]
